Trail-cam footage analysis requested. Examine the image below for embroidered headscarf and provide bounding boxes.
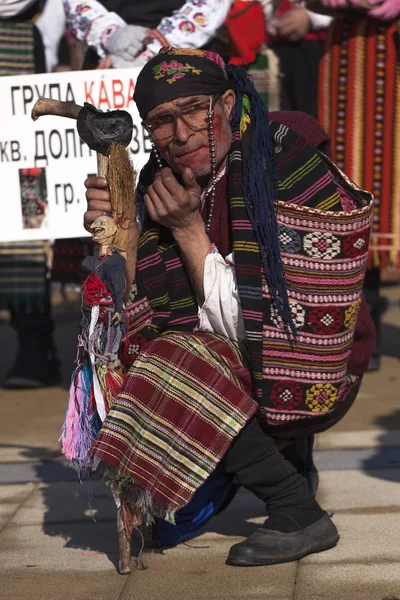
[134,48,233,118]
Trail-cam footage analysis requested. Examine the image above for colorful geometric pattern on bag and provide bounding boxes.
[259,147,373,424]
[231,121,373,426]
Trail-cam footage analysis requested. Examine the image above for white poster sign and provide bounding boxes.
[0,68,150,242]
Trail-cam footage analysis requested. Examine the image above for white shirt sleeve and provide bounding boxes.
[140,0,232,61]
[36,0,66,72]
[197,248,246,343]
[63,0,126,58]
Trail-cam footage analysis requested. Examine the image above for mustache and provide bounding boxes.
[174,145,207,157]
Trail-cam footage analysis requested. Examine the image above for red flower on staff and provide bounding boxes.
[83,273,111,306]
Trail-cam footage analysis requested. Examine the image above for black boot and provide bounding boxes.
[281,435,319,494]
[4,309,62,388]
[224,419,338,566]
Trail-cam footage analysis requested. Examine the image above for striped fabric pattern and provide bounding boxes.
[88,332,256,519]
[0,241,48,311]
[319,18,400,268]
[0,21,34,76]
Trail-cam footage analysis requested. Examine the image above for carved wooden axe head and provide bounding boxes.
[31,97,133,156]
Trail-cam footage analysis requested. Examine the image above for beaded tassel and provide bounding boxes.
[151,141,163,169]
[206,97,217,233]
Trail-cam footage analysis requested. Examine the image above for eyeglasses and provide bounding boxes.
[142,95,219,141]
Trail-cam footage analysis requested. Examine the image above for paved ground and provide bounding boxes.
[0,285,399,600]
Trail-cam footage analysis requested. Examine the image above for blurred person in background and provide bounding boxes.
[265,0,332,118]
[36,0,85,72]
[36,0,66,71]
[317,0,400,371]
[0,0,62,388]
[226,0,331,118]
[37,0,91,297]
[63,0,232,69]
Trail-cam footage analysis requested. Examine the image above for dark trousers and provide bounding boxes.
[6,288,60,384]
[271,39,325,119]
[223,418,313,509]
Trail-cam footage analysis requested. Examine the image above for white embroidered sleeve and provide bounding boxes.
[197,248,246,343]
[140,0,232,61]
[306,11,332,30]
[63,0,126,57]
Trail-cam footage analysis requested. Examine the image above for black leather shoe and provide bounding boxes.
[226,513,339,566]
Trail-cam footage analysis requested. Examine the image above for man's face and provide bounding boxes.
[145,90,235,180]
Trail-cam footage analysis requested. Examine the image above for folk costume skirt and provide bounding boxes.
[319,17,400,268]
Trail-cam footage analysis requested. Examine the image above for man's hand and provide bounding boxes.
[275,8,311,41]
[144,167,204,236]
[144,167,211,303]
[84,176,112,232]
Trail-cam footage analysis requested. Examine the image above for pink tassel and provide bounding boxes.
[61,371,81,461]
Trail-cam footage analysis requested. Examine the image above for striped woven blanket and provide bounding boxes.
[87,332,256,522]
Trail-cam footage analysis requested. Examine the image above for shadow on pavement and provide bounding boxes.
[40,474,121,571]
[200,493,265,539]
[381,323,400,359]
[0,442,121,570]
[362,411,400,483]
